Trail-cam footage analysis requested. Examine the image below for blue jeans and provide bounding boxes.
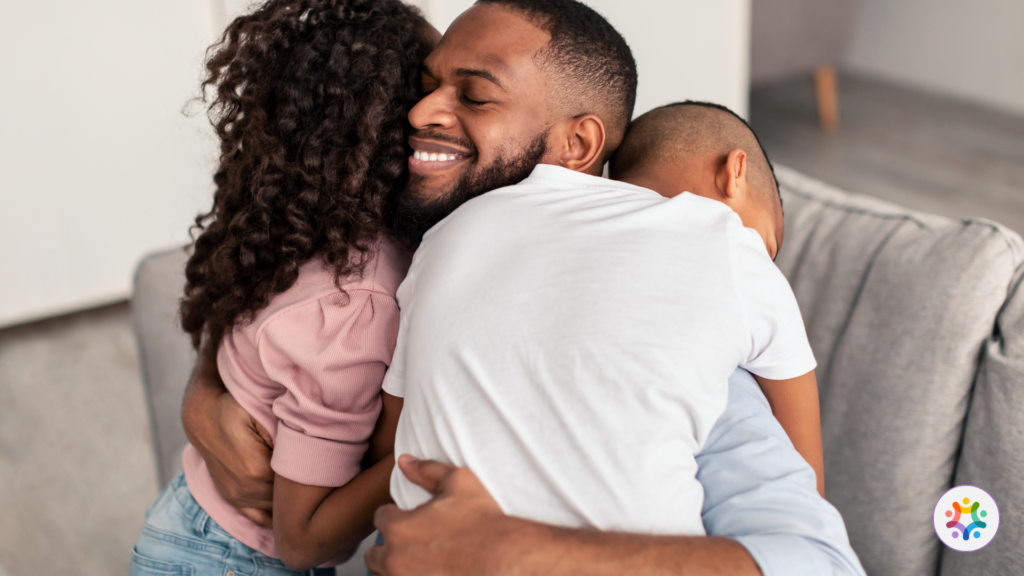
[131,472,336,576]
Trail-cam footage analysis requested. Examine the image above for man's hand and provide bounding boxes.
[366,455,514,576]
[366,455,762,576]
[181,346,275,527]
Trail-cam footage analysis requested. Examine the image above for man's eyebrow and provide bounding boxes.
[454,68,505,89]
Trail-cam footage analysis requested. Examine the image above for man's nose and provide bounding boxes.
[409,88,457,131]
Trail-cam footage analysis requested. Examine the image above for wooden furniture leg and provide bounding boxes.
[815,65,840,132]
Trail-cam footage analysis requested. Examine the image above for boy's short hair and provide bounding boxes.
[610,101,781,206]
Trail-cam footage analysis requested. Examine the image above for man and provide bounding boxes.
[183,1,865,574]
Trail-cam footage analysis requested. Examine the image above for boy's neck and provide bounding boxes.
[616,171,691,199]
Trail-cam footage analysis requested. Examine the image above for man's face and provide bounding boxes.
[391,4,555,244]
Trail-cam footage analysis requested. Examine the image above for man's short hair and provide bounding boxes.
[476,0,638,148]
[611,100,781,206]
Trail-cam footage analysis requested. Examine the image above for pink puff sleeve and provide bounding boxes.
[258,289,400,487]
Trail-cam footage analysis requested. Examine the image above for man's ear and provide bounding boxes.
[556,114,607,174]
[715,148,749,201]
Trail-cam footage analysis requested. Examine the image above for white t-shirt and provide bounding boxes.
[384,164,816,535]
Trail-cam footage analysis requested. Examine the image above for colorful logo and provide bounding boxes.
[933,485,1000,552]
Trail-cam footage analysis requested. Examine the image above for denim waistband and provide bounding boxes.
[168,471,214,536]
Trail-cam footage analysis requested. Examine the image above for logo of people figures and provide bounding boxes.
[934,485,1000,552]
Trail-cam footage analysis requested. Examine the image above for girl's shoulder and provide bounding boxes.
[358,237,413,297]
[241,238,411,338]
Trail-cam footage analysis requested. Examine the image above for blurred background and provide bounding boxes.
[0,0,1021,574]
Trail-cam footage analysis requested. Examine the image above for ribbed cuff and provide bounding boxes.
[271,423,366,487]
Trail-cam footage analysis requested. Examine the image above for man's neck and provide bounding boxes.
[537,159,605,177]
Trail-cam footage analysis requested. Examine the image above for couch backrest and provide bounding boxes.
[941,265,1024,575]
[774,166,1024,576]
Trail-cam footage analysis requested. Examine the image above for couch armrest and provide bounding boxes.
[132,246,195,486]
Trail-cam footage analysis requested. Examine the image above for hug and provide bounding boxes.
[131,1,866,574]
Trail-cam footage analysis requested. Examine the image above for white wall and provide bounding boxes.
[415,0,751,118]
[844,0,1024,117]
[0,0,749,328]
[0,1,220,327]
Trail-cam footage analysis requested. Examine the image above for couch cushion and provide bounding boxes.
[940,264,1024,576]
[774,166,1024,576]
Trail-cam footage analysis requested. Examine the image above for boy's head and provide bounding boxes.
[610,101,783,259]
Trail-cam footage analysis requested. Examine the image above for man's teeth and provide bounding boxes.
[413,151,456,162]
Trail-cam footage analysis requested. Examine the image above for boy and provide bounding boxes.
[611,101,824,496]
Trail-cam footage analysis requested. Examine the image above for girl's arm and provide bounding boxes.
[273,392,404,571]
[753,371,825,496]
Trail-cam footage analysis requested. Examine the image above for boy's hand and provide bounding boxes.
[181,349,275,526]
[366,455,511,576]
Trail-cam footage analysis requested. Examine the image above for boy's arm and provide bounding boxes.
[273,392,403,571]
[753,370,825,496]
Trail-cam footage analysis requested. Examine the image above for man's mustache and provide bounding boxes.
[410,129,477,155]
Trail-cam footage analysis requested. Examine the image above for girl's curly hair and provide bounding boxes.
[180,0,430,349]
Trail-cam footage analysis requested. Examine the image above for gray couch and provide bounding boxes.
[132,166,1024,576]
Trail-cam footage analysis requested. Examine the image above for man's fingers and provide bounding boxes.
[365,544,386,575]
[218,395,275,483]
[374,503,403,531]
[205,458,273,509]
[237,456,275,487]
[249,415,275,450]
[238,507,273,528]
[397,454,453,496]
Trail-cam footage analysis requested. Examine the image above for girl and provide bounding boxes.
[130,1,436,574]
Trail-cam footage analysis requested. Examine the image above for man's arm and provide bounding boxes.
[181,341,275,526]
[366,369,864,576]
[366,455,760,576]
[697,369,864,576]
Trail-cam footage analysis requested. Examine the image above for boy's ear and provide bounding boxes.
[555,114,607,175]
[716,148,749,201]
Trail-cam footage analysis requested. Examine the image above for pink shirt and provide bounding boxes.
[182,240,411,563]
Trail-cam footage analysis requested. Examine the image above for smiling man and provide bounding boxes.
[182,1,864,575]
[387,0,635,245]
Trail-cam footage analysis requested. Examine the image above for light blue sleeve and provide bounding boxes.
[697,369,866,576]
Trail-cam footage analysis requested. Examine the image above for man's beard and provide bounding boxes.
[388,131,549,247]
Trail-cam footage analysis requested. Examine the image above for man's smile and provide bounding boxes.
[409,137,473,175]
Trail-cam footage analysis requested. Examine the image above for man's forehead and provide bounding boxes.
[426,4,550,83]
